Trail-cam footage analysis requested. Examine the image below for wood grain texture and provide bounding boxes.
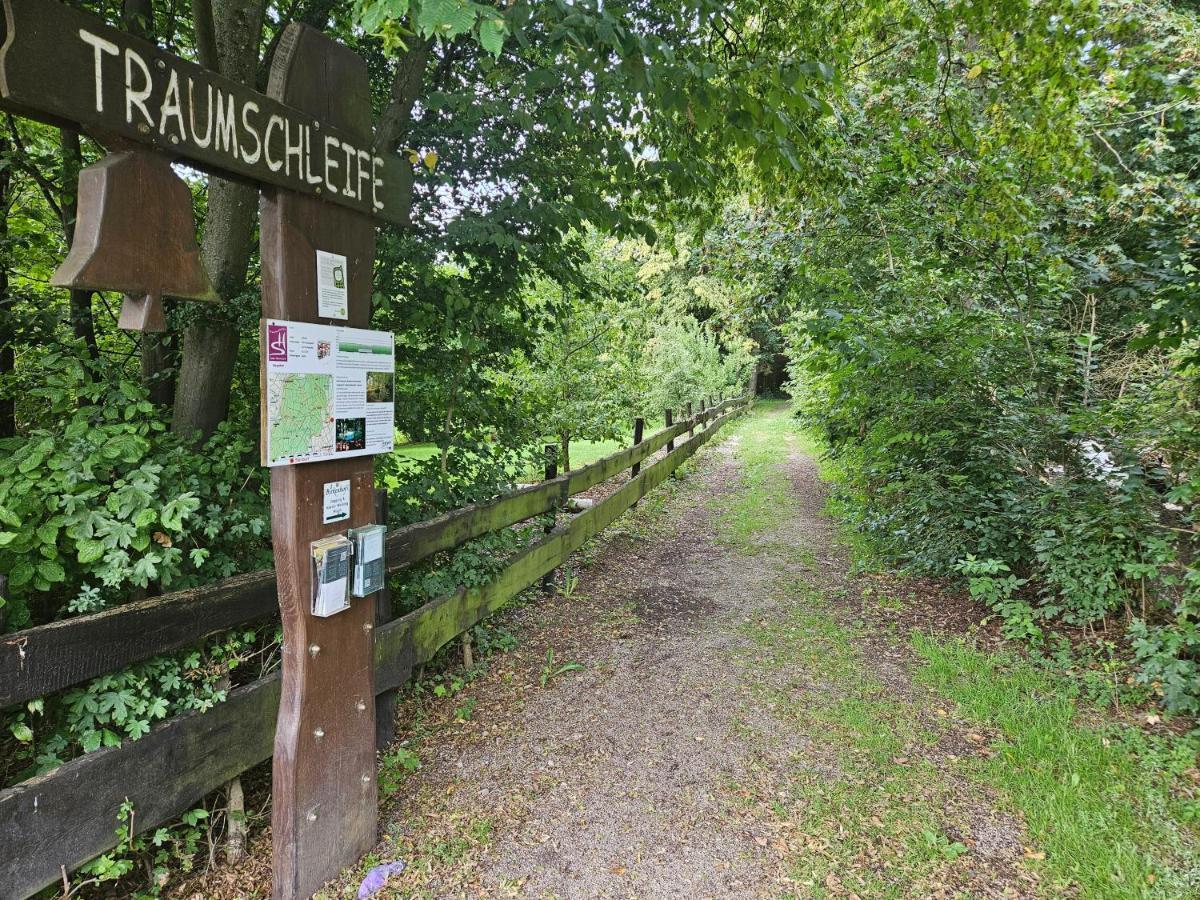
[0,400,749,900]
[0,0,411,225]
[261,23,379,900]
[0,674,281,900]
[373,491,398,751]
[50,150,219,333]
[0,570,277,708]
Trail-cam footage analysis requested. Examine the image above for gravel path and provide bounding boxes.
[179,403,1033,899]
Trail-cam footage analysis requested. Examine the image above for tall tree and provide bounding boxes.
[0,134,12,439]
[171,0,267,439]
[120,0,176,405]
[58,130,99,368]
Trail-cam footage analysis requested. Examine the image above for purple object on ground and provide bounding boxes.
[358,861,406,898]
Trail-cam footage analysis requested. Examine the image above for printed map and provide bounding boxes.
[266,373,334,462]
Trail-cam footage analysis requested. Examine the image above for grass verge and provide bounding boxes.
[721,399,1200,898]
[913,635,1200,898]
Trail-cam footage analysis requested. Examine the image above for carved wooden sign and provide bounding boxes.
[0,0,411,227]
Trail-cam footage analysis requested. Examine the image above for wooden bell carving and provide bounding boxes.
[51,150,218,332]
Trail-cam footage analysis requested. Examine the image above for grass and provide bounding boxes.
[719,401,1200,899]
[391,441,441,473]
[715,399,820,557]
[914,635,1200,897]
[390,436,634,480]
[739,592,976,897]
[737,580,1200,898]
[522,434,636,478]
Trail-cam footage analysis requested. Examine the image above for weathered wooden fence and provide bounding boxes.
[0,396,749,898]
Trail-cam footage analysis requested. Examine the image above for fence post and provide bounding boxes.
[631,416,645,478]
[666,408,679,480]
[630,416,645,507]
[687,401,694,437]
[373,490,397,751]
[542,443,558,593]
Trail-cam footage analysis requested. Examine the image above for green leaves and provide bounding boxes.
[357,0,509,57]
[478,17,506,58]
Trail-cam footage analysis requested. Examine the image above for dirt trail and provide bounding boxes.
[182,402,1035,899]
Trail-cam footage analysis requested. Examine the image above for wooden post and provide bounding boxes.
[687,401,694,437]
[631,416,645,478]
[541,443,558,592]
[633,415,643,508]
[666,409,678,480]
[263,26,379,900]
[373,489,397,751]
[462,631,474,669]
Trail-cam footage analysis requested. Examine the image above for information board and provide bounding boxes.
[261,319,395,467]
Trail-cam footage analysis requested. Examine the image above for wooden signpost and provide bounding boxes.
[0,3,403,897]
[0,0,410,225]
[261,27,381,899]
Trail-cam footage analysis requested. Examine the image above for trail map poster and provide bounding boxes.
[261,319,395,467]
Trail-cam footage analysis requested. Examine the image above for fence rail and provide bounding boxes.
[0,398,749,898]
[0,400,734,709]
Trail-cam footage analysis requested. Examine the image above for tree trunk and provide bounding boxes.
[0,135,12,438]
[560,432,571,473]
[374,41,432,155]
[171,0,266,440]
[59,130,99,366]
[117,0,177,405]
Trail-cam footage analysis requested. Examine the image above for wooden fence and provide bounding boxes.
[0,396,750,898]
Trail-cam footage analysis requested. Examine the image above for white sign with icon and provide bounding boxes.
[316,250,349,320]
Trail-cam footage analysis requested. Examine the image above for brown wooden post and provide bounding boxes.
[687,401,694,437]
[666,409,678,480]
[262,26,380,900]
[373,489,397,751]
[541,443,558,592]
[462,630,474,669]
[630,416,645,507]
[631,416,646,478]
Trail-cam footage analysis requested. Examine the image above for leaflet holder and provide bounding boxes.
[348,524,386,597]
[310,534,352,617]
